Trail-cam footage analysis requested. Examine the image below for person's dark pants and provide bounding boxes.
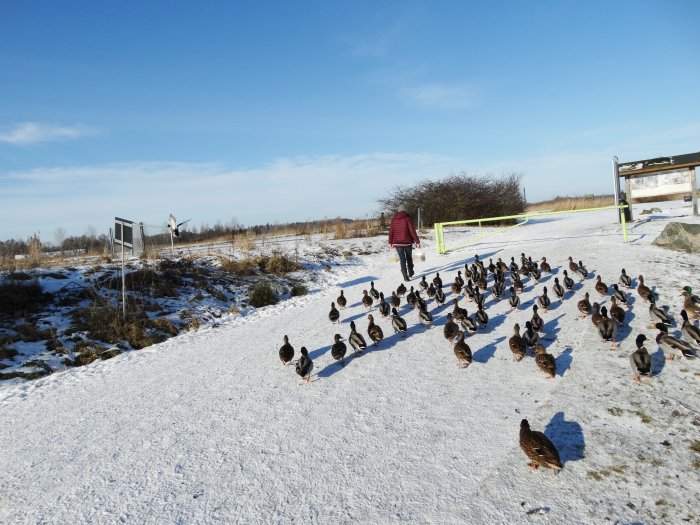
[395,246,414,280]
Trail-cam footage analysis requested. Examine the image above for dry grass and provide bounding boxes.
[0,279,49,316]
[527,194,615,212]
[219,256,259,276]
[234,235,256,252]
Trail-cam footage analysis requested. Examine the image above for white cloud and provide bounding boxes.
[399,83,478,109]
[0,122,97,145]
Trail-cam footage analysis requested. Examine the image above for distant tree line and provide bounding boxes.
[378,172,525,225]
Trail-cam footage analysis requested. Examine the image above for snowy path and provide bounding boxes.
[1,204,699,524]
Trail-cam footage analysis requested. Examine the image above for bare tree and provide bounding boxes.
[54,227,66,256]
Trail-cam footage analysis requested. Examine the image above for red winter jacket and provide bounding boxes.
[388,211,419,246]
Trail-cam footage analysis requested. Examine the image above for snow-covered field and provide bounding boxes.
[1,202,699,524]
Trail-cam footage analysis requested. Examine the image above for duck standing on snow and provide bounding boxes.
[611,284,629,309]
[451,277,463,296]
[378,292,391,318]
[369,281,380,300]
[531,304,544,332]
[452,298,466,322]
[682,286,700,307]
[534,344,556,378]
[444,313,460,342]
[648,300,673,328]
[362,290,374,308]
[597,306,618,348]
[406,286,418,308]
[427,282,436,299]
[509,323,527,362]
[522,321,539,349]
[414,290,427,311]
[336,290,347,308]
[419,275,429,291]
[553,278,565,300]
[432,272,443,288]
[591,302,603,327]
[681,290,700,319]
[562,270,575,291]
[391,307,408,335]
[540,257,551,273]
[435,286,446,306]
[279,335,294,365]
[329,302,340,323]
[520,419,562,472]
[349,320,367,353]
[537,287,551,312]
[655,323,696,360]
[331,334,347,365]
[568,256,579,273]
[680,310,700,348]
[476,301,489,328]
[610,296,626,326]
[367,314,384,346]
[619,268,632,288]
[630,334,653,383]
[509,286,520,309]
[576,260,588,279]
[577,292,592,319]
[396,282,407,297]
[453,331,472,368]
[390,291,401,309]
[460,312,478,334]
[637,275,655,302]
[594,275,609,296]
[418,303,433,328]
[296,347,313,383]
[455,270,465,287]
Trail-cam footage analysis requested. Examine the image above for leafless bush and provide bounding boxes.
[378,172,525,224]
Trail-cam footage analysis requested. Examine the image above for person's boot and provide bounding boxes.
[402,269,410,282]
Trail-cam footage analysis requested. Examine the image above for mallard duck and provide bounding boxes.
[391,307,408,334]
[520,419,562,472]
[406,286,417,307]
[576,260,588,279]
[540,257,551,273]
[682,286,700,307]
[497,257,508,272]
[552,277,565,300]
[336,290,347,308]
[427,282,436,299]
[396,282,407,297]
[522,321,539,349]
[349,320,367,353]
[513,274,525,293]
[369,281,380,300]
[463,280,476,301]
[279,335,294,365]
[562,270,574,291]
[577,292,591,318]
[594,275,608,296]
[473,287,484,305]
[591,302,603,327]
[329,302,340,323]
[619,268,632,289]
[295,347,313,383]
[510,256,519,274]
[460,313,478,333]
[681,290,700,319]
[367,314,383,346]
[414,290,427,311]
[630,334,653,383]
[419,275,429,291]
[464,264,473,281]
[680,310,700,347]
[418,303,433,327]
[435,286,446,306]
[568,256,579,272]
[509,286,520,309]
[451,277,463,296]
[390,291,401,309]
[378,292,391,318]
[611,284,629,309]
[598,306,618,348]
[362,290,374,308]
[492,277,506,300]
[455,270,465,287]
[649,300,673,328]
[331,334,347,364]
[452,298,466,322]
[509,323,527,361]
[531,304,544,332]
[453,331,472,368]
[637,275,654,302]
[534,344,556,378]
[537,287,551,312]
[476,301,489,327]
[487,258,496,275]
[610,296,626,325]
[432,272,443,288]
[655,323,695,360]
[444,313,460,342]
[476,275,488,291]
[531,267,542,283]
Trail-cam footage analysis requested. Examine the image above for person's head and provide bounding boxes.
[397,204,407,213]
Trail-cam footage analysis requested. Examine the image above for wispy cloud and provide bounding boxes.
[0,153,457,240]
[399,83,478,109]
[0,122,97,145]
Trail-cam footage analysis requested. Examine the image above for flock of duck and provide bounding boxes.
[278,252,700,470]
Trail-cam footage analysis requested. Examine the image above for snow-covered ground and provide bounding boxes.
[1,202,699,524]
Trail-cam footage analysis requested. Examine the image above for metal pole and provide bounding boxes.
[692,167,699,216]
[121,223,126,320]
[612,156,621,223]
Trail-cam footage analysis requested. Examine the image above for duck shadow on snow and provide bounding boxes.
[315,348,367,379]
[338,275,381,288]
[418,250,501,276]
[540,313,564,342]
[341,310,374,324]
[555,347,573,377]
[472,335,506,363]
[308,343,333,361]
[651,348,666,377]
[544,411,585,465]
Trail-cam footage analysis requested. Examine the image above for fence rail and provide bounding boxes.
[433,204,629,254]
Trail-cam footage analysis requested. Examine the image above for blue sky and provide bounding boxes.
[1,1,699,241]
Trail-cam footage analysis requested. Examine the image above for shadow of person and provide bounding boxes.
[544,411,585,465]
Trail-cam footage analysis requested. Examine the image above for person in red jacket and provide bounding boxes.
[388,205,420,281]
